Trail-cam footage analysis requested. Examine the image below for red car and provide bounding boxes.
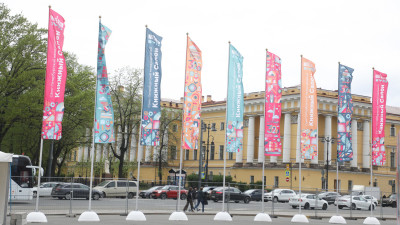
[152,185,187,200]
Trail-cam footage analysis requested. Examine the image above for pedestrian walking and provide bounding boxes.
[192,187,198,205]
[183,187,194,212]
[194,187,207,212]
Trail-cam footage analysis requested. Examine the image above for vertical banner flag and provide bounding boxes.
[337,64,354,161]
[300,57,318,159]
[182,36,202,150]
[226,44,244,153]
[42,9,67,140]
[372,70,388,166]
[94,22,115,143]
[264,51,282,156]
[141,28,162,146]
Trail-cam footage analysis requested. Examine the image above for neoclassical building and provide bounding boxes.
[65,86,400,194]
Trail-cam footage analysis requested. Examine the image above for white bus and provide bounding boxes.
[9,155,34,201]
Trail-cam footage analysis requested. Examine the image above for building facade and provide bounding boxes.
[65,86,400,194]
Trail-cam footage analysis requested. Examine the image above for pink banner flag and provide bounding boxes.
[41,9,67,140]
[372,69,388,166]
[264,51,282,156]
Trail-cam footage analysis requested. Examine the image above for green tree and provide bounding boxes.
[0,3,47,153]
[109,67,143,178]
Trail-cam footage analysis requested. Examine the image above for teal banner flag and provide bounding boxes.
[226,44,244,153]
[94,23,115,143]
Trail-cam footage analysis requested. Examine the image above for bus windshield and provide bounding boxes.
[11,155,34,188]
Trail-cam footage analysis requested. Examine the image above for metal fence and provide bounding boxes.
[6,176,398,220]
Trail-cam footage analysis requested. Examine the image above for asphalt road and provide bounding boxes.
[5,214,399,225]
[7,197,398,220]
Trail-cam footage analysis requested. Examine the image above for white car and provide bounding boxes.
[335,195,376,210]
[264,189,296,202]
[33,182,62,197]
[362,195,378,206]
[289,194,328,210]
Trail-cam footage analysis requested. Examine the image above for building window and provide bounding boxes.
[391,124,396,137]
[250,176,254,184]
[348,180,353,191]
[170,146,177,160]
[219,146,224,160]
[172,124,178,132]
[185,150,189,160]
[244,119,249,127]
[73,151,77,161]
[209,171,213,181]
[357,122,363,131]
[194,149,197,160]
[391,149,395,168]
[211,123,216,131]
[228,152,233,160]
[264,176,266,184]
[274,176,279,188]
[291,115,298,124]
[373,179,378,187]
[220,122,225,131]
[210,145,215,160]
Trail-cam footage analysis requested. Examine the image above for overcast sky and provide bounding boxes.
[4,0,400,106]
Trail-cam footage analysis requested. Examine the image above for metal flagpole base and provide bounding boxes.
[169,211,188,221]
[329,215,346,224]
[363,217,380,225]
[254,212,272,222]
[291,214,309,223]
[126,211,146,221]
[214,211,232,221]
[78,211,100,222]
[27,211,47,223]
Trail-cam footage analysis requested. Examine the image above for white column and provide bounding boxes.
[324,115,332,165]
[95,144,101,162]
[362,120,370,169]
[351,119,358,168]
[145,146,151,162]
[137,142,144,162]
[102,145,108,160]
[296,115,302,163]
[282,113,291,163]
[153,146,158,162]
[129,127,136,162]
[246,116,255,164]
[258,116,265,163]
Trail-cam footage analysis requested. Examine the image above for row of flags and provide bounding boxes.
[40,9,389,166]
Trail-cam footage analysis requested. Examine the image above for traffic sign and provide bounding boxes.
[286,177,290,182]
[285,171,290,177]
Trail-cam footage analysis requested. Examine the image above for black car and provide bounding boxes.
[318,192,340,205]
[382,194,397,207]
[244,189,267,201]
[203,186,217,200]
[139,186,163,198]
[51,183,102,200]
[210,187,251,204]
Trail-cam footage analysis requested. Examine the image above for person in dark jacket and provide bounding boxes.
[192,187,198,205]
[194,187,206,212]
[183,187,194,212]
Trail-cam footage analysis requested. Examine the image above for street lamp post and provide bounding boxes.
[321,137,334,191]
[202,123,215,184]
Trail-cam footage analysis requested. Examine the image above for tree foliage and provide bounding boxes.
[109,67,143,178]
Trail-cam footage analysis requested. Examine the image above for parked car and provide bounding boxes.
[318,192,341,205]
[210,187,251,204]
[94,180,137,199]
[361,195,378,206]
[264,189,296,202]
[289,194,328,210]
[51,183,102,200]
[203,186,217,199]
[244,189,267,201]
[151,185,187,200]
[382,194,397,207]
[33,182,63,197]
[139,186,163,198]
[335,195,375,210]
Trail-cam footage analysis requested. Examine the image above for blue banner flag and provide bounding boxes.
[140,28,163,146]
[226,44,244,153]
[337,64,354,161]
[94,23,115,143]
